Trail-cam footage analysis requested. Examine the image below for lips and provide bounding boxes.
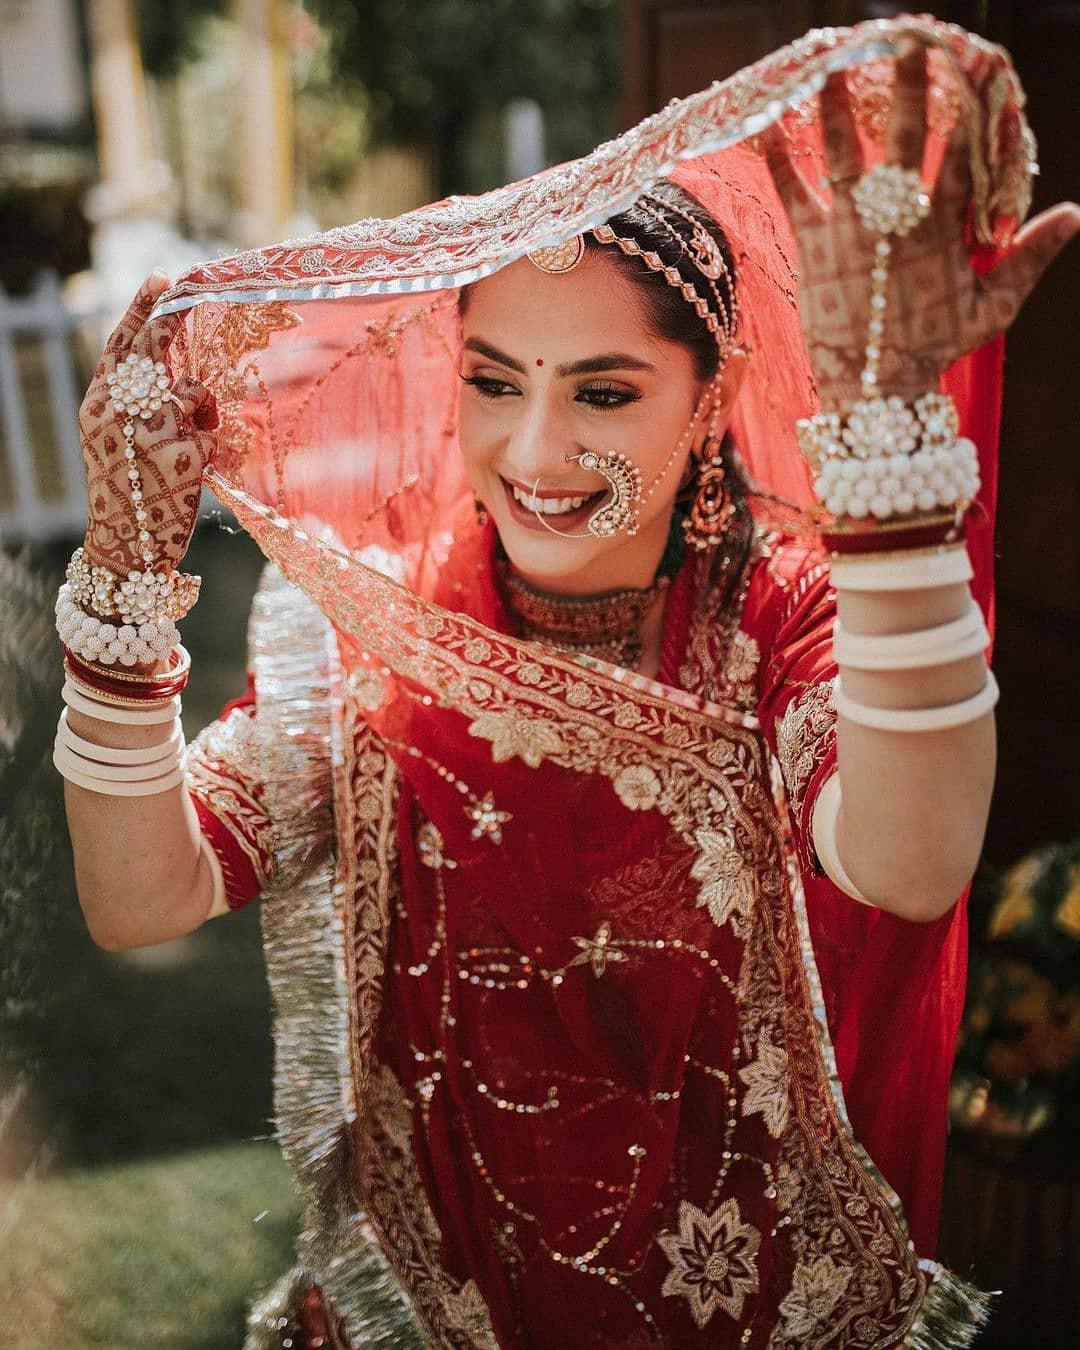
[498,475,606,533]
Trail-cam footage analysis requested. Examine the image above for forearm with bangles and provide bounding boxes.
[812,543,996,921]
[57,616,225,949]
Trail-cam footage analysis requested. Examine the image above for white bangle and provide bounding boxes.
[53,735,185,783]
[57,708,183,765]
[828,543,973,593]
[810,773,876,907]
[834,668,999,732]
[53,742,187,795]
[832,598,989,671]
[62,679,181,725]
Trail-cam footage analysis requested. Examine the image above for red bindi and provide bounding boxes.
[535,358,544,367]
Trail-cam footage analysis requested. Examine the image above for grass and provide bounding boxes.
[0,1139,300,1348]
[3,519,298,1347]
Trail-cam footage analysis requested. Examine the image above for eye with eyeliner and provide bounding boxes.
[576,381,641,410]
[460,373,519,399]
[460,372,641,411]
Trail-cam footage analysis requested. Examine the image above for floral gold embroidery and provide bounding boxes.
[689,825,757,933]
[738,1029,790,1139]
[184,708,276,888]
[775,678,838,822]
[348,667,386,710]
[776,1255,855,1341]
[657,1198,762,1328]
[467,709,564,768]
[613,764,661,812]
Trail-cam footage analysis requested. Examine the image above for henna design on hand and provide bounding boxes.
[78,271,219,580]
[763,45,1080,409]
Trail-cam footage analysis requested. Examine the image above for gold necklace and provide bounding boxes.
[497,557,670,669]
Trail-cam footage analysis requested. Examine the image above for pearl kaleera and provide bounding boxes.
[796,164,980,525]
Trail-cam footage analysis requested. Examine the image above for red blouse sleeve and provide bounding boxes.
[743,533,839,881]
[185,671,274,911]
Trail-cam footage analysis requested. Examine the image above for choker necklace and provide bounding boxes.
[495,506,686,669]
[498,563,671,669]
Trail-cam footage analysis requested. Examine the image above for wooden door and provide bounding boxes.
[622,1,1080,864]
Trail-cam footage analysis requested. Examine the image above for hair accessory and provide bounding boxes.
[65,546,201,626]
[834,668,999,732]
[527,237,586,274]
[637,193,738,350]
[591,223,733,361]
[827,541,973,592]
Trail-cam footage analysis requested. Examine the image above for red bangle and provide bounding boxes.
[820,512,965,557]
[63,645,191,702]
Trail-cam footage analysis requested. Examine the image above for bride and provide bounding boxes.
[58,16,1077,1348]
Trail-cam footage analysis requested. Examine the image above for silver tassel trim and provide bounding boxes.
[241,564,428,1349]
[904,1260,998,1348]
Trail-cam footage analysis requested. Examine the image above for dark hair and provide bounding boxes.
[588,179,737,381]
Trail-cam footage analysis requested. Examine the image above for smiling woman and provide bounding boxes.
[55,14,1080,1349]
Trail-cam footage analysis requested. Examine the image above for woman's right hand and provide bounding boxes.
[78,270,219,584]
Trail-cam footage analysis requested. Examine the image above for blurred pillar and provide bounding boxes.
[230,0,295,247]
[505,99,546,182]
[85,0,169,217]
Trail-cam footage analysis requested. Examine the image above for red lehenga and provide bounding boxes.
[167,15,1032,1347]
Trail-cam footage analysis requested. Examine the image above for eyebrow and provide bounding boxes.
[463,337,657,378]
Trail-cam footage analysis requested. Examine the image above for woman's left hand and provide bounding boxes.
[762,43,1080,409]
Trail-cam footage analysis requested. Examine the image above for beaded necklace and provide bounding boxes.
[496,506,687,670]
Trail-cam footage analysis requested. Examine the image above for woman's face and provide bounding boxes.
[458,250,744,595]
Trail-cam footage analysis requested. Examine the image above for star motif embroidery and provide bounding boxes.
[737,1029,790,1139]
[569,920,628,978]
[657,1198,761,1328]
[465,792,512,845]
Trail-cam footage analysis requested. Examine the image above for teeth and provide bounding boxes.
[509,483,590,514]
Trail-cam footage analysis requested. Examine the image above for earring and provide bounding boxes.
[474,495,489,527]
[682,436,736,550]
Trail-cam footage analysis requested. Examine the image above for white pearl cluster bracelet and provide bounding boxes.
[802,393,980,522]
[56,581,179,666]
[66,546,200,626]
